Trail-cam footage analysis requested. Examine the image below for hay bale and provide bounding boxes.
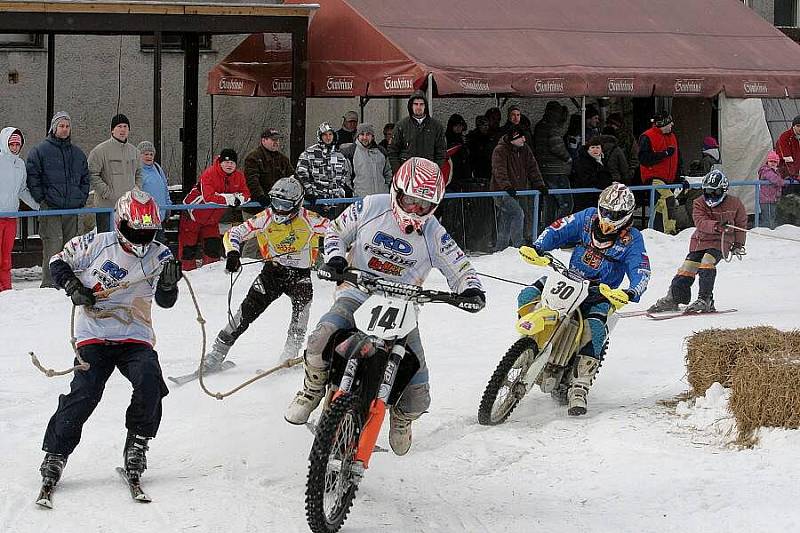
[730,348,800,441]
[685,326,784,395]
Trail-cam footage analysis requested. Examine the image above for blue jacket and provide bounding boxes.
[140,162,172,221]
[533,208,650,301]
[26,134,89,209]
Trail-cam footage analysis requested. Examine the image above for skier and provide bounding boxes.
[203,176,329,369]
[648,169,746,313]
[284,157,485,455]
[517,182,650,415]
[38,189,181,495]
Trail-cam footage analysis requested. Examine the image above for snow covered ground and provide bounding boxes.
[2,226,799,533]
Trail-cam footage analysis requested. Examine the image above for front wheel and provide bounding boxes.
[478,337,540,425]
[306,393,363,533]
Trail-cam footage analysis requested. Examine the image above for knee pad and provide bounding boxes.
[395,382,431,415]
[182,244,200,260]
[203,237,224,258]
[306,322,340,367]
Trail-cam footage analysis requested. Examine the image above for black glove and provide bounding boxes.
[538,186,549,197]
[157,259,182,291]
[318,256,348,281]
[455,288,486,313]
[730,243,746,258]
[225,251,242,273]
[664,147,675,157]
[64,276,96,307]
[253,194,270,208]
[305,190,317,207]
[680,177,691,192]
[505,188,517,197]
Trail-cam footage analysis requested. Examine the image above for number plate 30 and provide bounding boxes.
[354,295,417,340]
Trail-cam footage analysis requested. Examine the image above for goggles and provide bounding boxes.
[398,192,436,215]
[271,196,297,213]
[598,206,629,223]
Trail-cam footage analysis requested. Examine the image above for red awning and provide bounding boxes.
[208,0,800,98]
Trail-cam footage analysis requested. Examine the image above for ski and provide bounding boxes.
[35,483,55,509]
[646,308,737,321]
[116,467,152,503]
[305,420,388,453]
[167,360,236,386]
[616,309,651,318]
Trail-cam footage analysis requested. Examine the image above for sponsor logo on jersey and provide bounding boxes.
[157,248,172,262]
[581,247,603,269]
[440,232,457,253]
[451,250,466,264]
[372,232,413,255]
[364,244,417,267]
[368,256,405,277]
[100,260,128,280]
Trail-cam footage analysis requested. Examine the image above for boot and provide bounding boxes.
[204,331,234,370]
[284,362,329,425]
[685,296,715,314]
[648,289,679,313]
[567,355,600,416]
[39,453,67,486]
[123,432,150,481]
[388,406,422,456]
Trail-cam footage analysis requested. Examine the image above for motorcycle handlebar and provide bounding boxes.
[321,268,462,307]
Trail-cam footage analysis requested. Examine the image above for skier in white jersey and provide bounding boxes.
[38,189,182,490]
[285,157,485,455]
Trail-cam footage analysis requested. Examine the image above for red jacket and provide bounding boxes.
[184,158,250,225]
[639,127,679,184]
[689,194,747,253]
[775,128,800,178]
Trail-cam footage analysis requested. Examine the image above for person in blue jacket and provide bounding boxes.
[137,140,172,243]
[517,182,650,416]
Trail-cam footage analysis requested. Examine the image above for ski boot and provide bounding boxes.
[203,331,234,371]
[284,361,329,425]
[123,432,151,482]
[39,453,67,487]
[388,406,422,456]
[648,289,679,313]
[567,355,600,416]
[685,296,715,314]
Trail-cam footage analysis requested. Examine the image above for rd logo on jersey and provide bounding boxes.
[372,232,413,255]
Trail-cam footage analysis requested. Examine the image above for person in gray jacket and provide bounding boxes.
[88,114,142,232]
[533,101,573,229]
[26,111,90,288]
[338,123,392,197]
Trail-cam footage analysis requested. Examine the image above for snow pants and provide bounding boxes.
[0,217,16,291]
[669,248,723,303]
[178,213,224,271]
[306,296,431,416]
[42,343,169,457]
[651,179,678,235]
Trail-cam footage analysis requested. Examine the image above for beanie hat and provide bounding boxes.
[137,140,156,154]
[507,125,525,142]
[8,132,23,146]
[356,122,375,136]
[767,150,780,162]
[49,111,71,135]
[219,148,238,163]
[111,113,130,130]
[652,111,673,128]
[792,115,800,127]
[702,136,719,150]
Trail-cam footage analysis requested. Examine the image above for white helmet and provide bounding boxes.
[114,189,162,257]
[702,169,729,207]
[593,182,635,247]
[390,157,445,234]
[269,176,304,224]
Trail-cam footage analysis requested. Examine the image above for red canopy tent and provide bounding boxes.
[208,0,800,99]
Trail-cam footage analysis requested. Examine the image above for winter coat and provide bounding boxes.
[490,138,544,192]
[88,137,142,208]
[0,127,39,213]
[532,109,571,177]
[466,128,494,187]
[295,142,352,199]
[758,164,785,204]
[639,126,679,184]
[26,133,90,209]
[443,131,472,191]
[388,91,447,172]
[140,161,171,221]
[775,128,800,178]
[572,148,613,211]
[243,144,293,208]
[339,141,392,197]
[599,135,630,184]
[689,194,747,252]
[335,128,356,147]
[183,158,250,226]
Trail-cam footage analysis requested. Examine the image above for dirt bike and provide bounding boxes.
[305,268,477,533]
[477,247,618,425]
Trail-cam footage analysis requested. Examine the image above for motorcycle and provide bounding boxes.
[477,246,618,425]
[305,268,477,533]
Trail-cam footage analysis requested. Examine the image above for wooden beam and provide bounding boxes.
[0,1,316,18]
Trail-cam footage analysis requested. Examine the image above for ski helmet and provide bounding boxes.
[593,182,635,248]
[702,169,728,207]
[114,188,161,257]
[391,157,445,235]
[269,175,304,224]
[317,122,337,145]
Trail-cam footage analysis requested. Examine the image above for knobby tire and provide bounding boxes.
[478,337,539,425]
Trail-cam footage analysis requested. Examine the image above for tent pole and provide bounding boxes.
[427,73,434,116]
[581,96,586,145]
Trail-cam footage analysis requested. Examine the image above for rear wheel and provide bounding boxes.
[478,337,540,425]
[306,393,363,533]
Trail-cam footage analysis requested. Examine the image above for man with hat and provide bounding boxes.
[638,111,681,234]
[775,114,800,182]
[88,113,142,232]
[336,111,359,147]
[338,122,392,197]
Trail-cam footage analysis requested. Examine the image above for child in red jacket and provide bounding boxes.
[179,149,250,270]
[648,170,747,313]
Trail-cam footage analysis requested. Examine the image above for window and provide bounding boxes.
[0,34,44,49]
[140,33,212,52]
[775,0,799,26]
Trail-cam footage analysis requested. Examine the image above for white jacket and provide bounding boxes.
[0,127,39,213]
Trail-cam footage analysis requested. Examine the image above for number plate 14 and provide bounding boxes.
[354,295,417,340]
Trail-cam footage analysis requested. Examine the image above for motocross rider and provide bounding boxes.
[517,182,650,415]
[284,157,485,455]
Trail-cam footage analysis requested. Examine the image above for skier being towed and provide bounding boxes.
[284,157,485,455]
[38,189,182,491]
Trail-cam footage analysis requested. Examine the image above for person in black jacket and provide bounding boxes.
[388,91,447,173]
[572,136,613,212]
[26,111,90,288]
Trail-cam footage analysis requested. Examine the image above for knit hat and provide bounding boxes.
[219,148,238,163]
[111,114,130,130]
[356,122,375,136]
[343,111,358,122]
[49,111,71,135]
[507,125,525,142]
[792,115,800,127]
[137,140,156,154]
[702,136,719,150]
[8,132,23,146]
[767,150,780,163]
[652,111,673,128]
